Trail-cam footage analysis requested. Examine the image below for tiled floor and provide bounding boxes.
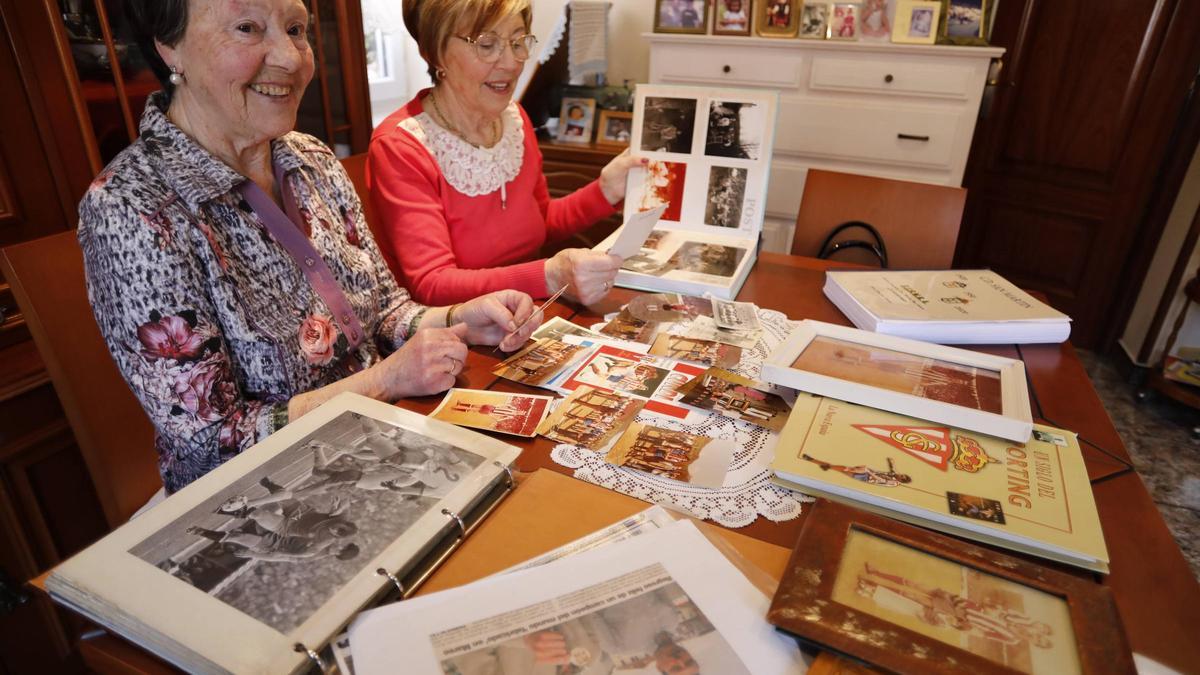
[1077,350,1200,579]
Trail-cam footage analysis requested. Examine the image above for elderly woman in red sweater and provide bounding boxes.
[368,0,643,307]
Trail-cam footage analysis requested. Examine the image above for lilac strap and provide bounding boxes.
[238,164,366,353]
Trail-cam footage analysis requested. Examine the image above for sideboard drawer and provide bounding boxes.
[653,44,803,89]
[776,99,960,169]
[809,55,975,99]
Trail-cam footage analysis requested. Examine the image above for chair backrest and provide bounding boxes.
[341,152,406,281]
[0,232,159,527]
[790,169,967,269]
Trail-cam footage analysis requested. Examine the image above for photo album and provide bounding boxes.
[596,84,779,299]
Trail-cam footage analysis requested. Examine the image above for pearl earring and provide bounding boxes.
[169,65,184,86]
[435,67,446,80]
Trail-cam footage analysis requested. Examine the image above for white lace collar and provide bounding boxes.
[398,102,525,197]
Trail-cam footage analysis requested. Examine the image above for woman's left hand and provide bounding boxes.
[598,149,648,205]
[453,290,541,352]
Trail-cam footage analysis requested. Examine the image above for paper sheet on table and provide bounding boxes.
[607,204,668,259]
[349,520,804,675]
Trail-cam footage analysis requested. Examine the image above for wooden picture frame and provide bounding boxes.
[829,3,860,40]
[712,0,754,36]
[556,97,597,144]
[798,2,831,39]
[756,0,801,37]
[596,110,633,148]
[939,0,992,45]
[768,500,1136,675]
[891,0,942,44]
[654,0,711,34]
[761,320,1033,441]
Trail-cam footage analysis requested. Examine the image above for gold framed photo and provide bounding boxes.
[596,110,633,148]
[939,0,991,45]
[892,0,941,44]
[712,0,753,36]
[654,0,711,34]
[756,0,801,37]
[798,2,830,39]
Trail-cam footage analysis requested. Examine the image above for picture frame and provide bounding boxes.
[556,97,597,144]
[938,0,992,45]
[798,2,830,39]
[829,3,859,40]
[596,110,634,148]
[712,0,754,36]
[858,0,892,40]
[767,500,1136,675]
[760,320,1032,441]
[755,0,801,37]
[891,0,941,44]
[654,0,711,34]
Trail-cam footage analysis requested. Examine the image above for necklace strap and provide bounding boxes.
[428,92,500,148]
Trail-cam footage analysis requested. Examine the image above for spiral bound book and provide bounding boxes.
[45,392,519,675]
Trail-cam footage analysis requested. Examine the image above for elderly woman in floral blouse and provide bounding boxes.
[79,0,540,493]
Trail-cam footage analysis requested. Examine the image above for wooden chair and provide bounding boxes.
[790,169,968,269]
[0,232,159,528]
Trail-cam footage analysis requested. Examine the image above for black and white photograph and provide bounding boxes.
[946,0,984,38]
[704,101,763,160]
[704,166,748,228]
[129,411,482,633]
[667,241,748,278]
[641,97,698,154]
[799,2,831,38]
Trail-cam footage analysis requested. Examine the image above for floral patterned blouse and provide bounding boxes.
[79,92,425,493]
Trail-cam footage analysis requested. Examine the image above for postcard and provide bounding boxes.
[677,367,792,432]
[536,385,645,451]
[686,315,762,349]
[650,333,742,368]
[712,298,762,331]
[566,348,672,398]
[529,316,603,343]
[492,338,588,387]
[606,423,733,488]
[608,204,669,259]
[562,332,652,355]
[430,389,553,437]
[598,308,660,343]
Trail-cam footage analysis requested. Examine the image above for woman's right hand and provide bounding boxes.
[380,323,469,398]
[545,248,623,306]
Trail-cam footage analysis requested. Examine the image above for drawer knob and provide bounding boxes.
[897,133,931,142]
[884,74,894,83]
[722,65,732,74]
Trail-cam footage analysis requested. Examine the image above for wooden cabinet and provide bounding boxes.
[646,33,1002,254]
[538,139,623,255]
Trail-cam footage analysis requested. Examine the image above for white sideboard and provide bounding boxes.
[646,34,1004,253]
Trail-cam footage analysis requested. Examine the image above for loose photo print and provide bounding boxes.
[677,367,792,432]
[713,0,753,35]
[536,385,645,451]
[831,528,1081,674]
[790,335,1004,413]
[650,333,742,369]
[830,2,859,39]
[711,298,761,331]
[639,160,688,223]
[704,166,748,228]
[530,316,603,343]
[705,101,763,160]
[599,308,660,343]
[667,240,748,278]
[607,423,733,488]
[430,389,553,437]
[641,97,698,154]
[799,2,831,38]
[686,316,761,349]
[128,411,483,633]
[492,338,588,387]
[568,349,672,398]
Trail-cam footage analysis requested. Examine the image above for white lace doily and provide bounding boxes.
[398,103,524,197]
[551,307,814,528]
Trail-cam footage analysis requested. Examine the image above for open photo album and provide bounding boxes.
[596,84,779,299]
[45,392,520,675]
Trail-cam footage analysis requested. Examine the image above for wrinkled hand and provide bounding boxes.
[454,290,539,352]
[545,248,622,306]
[598,149,647,205]
[383,323,468,398]
[523,630,569,665]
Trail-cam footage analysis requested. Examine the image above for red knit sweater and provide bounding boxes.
[367,91,616,305]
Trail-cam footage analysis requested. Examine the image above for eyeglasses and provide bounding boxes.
[455,32,537,63]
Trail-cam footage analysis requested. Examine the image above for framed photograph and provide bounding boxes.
[556,97,596,143]
[892,0,941,43]
[596,110,633,148]
[859,0,891,40]
[939,0,992,45]
[768,500,1136,675]
[713,0,753,35]
[756,0,801,37]
[760,320,1032,441]
[798,2,831,38]
[654,0,711,34]
[830,3,859,39]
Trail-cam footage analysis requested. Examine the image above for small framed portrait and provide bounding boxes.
[830,2,859,39]
[596,110,633,147]
[556,97,596,144]
[712,0,753,35]
[768,500,1136,675]
[859,0,891,40]
[755,0,801,37]
[892,0,942,44]
[654,0,711,34]
[798,2,830,39]
[939,0,991,45]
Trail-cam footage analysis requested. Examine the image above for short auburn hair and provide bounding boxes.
[403,0,533,82]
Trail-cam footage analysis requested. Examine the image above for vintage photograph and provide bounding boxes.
[893,0,941,43]
[686,316,761,349]
[638,160,689,223]
[597,110,634,147]
[492,338,588,386]
[640,97,698,154]
[654,0,710,33]
[677,367,792,432]
[568,350,672,398]
[128,411,482,633]
[712,298,761,331]
[599,309,660,343]
[799,2,830,38]
[713,0,753,35]
[607,423,731,488]
[557,97,597,143]
[947,491,1006,524]
[531,316,602,343]
[945,0,985,38]
[536,385,646,451]
[703,166,749,228]
[791,335,1004,413]
[650,334,742,369]
[705,101,763,160]
[757,0,800,36]
[831,529,1081,674]
[667,241,748,278]
[830,3,859,39]
[430,389,553,437]
[860,0,891,39]
[627,293,696,323]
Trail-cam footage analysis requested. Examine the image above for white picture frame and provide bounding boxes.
[761,320,1032,441]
